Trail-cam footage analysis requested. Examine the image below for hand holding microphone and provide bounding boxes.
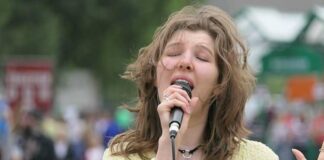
[156,80,194,160]
[169,80,192,139]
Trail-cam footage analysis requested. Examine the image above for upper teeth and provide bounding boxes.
[176,79,189,84]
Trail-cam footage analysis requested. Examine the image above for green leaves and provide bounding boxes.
[0,0,200,107]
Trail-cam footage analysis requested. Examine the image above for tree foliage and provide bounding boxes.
[0,0,201,107]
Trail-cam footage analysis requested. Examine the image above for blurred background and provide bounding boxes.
[0,0,323,160]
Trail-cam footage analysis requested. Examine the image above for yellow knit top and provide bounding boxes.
[102,139,279,160]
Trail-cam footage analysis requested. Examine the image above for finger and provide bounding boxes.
[168,99,189,113]
[292,149,306,160]
[190,97,199,108]
[162,87,191,106]
[319,141,324,160]
[169,92,190,113]
[157,98,188,132]
[161,90,190,108]
[319,151,324,160]
[177,97,199,142]
[163,85,181,94]
[158,98,189,114]
[169,85,191,102]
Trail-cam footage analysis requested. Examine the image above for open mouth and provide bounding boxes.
[171,79,194,90]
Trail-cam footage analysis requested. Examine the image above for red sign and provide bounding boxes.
[4,59,54,112]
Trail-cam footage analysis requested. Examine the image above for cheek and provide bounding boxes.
[155,64,168,100]
[155,62,170,88]
[197,65,218,90]
[200,65,218,81]
[160,57,178,70]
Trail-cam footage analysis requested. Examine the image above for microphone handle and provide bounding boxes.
[169,107,183,138]
[170,107,183,127]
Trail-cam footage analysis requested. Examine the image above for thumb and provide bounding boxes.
[319,141,324,160]
[176,97,199,141]
[292,149,306,160]
[180,97,198,128]
[190,97,199,108]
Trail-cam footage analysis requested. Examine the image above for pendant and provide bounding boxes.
[179,149,193,159]
[178,145,201,159]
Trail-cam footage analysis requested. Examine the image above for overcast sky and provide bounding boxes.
[208,0,324,14]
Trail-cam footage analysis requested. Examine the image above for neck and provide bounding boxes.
[180,108,209,147]
[178,144,201,159]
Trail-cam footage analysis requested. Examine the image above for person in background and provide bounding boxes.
[15,109,56,160]
[54,118,75,160]
[84,131,105,160]
[0,99,11,160]
[63,106,86,160]
[103,108,134,147]
[102,4,324,160]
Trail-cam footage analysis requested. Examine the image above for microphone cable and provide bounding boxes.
[171,136,176,160]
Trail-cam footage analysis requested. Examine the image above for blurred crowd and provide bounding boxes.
[0,86,323,160]
[246,85,324,160]
[0,102,133,160]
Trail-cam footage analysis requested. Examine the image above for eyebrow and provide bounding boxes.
[165,42,182,49]
[196,44,214,56]
[165,42,214,56]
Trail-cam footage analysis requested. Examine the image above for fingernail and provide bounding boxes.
[173,85,182,88]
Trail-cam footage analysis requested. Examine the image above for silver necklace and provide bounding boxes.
[178,145,201,159]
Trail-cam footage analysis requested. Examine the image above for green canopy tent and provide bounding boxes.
[260,44,324,95]
[262,44,323,75]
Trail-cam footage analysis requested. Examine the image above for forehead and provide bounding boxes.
[167,30,214,45]
[164,30,215,56]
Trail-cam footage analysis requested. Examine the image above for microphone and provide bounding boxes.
[169,80,192,139]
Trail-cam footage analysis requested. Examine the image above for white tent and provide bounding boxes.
[235,7,311,73]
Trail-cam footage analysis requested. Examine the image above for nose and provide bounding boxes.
[177,54,193,71]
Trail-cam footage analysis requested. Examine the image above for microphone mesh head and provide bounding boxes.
[174,80,192,98]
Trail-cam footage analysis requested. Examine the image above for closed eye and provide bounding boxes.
[164,47,183,57]
[164,43,183,57]
[195,52,211,62]
[194,45,214,62]
[166,52,181,57]
[196,56,209,62]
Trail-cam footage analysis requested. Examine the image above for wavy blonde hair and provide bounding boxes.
[109,4,256,160]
